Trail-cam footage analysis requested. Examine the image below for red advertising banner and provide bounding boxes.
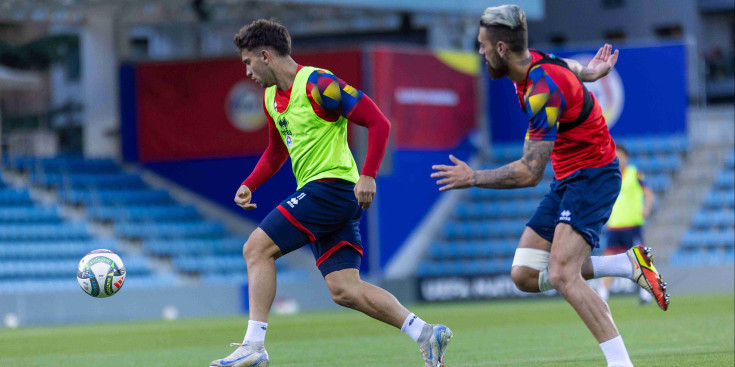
[368,47,479,150]
[136,50,362,162]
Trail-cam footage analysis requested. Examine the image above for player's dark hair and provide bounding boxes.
[480,22,528,53]
[616,144,629,157]
[234,19,291,56]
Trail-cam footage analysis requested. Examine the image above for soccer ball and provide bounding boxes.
[77,249,126,298]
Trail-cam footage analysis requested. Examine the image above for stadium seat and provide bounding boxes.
[114,222,226,239]
[0,240,118,259]
[33,173,147,190]
[0,258,147,279]
[715,170,735,189]
[60,189,174,206]
[0,223,89,241]
[645,174,671,192]
[0,189,34,206]
[0,206,61,223]
[0,154,290,292]
[144,237,247,256]
[88,205,201,223]
[674,153,735,266]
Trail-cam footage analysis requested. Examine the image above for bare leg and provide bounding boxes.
[325,268,410,328]
[548,223,619,342]
[242,228,282,323]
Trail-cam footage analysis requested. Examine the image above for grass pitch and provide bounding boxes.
[1,293,733,366]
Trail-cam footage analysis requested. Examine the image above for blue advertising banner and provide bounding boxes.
[488,43,688,144]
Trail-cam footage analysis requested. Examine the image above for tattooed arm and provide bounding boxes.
[474,140,553,188]
[430,140,553,191]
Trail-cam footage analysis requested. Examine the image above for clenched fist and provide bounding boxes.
[234,185,257,210]
[354,175,376,209]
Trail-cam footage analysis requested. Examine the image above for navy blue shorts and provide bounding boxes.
[605,226,643,253]
[526,158,621,248]
[259,180,363,277]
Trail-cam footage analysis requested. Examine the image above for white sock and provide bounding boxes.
[599,335,633,367]
[538,267,553,292]
[598,285,610,302]
[401,313,427,343]
[591,254,634,279]
[244,320,268,344]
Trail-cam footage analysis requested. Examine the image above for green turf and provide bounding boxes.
[1,293,733,366]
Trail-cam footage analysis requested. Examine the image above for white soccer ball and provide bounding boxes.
[77,249,126,298]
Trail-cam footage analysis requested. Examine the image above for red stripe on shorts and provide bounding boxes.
[315,241,363,267]
[276,205,316,242]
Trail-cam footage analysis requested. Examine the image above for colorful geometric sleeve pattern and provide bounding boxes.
[306,70,363,118]
[524,65,566,142]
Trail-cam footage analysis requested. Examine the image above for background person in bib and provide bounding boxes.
[209,19,452,367]
[598,145,656,304]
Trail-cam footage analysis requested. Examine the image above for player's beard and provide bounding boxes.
[485,51,509,80]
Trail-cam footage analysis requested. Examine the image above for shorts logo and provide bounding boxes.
[559,210,572,222]
[287,193,306,208]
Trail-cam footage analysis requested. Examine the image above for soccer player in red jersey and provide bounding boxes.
[431,5,668,367]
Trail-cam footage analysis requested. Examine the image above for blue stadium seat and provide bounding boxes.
[34,173,147,190]
[144,237,247,255]
[633,155,681,173]
[0,206,61,223]
[468,185,548,201]
[0,240,118,259]
[428,239,517,259]
[7,156,38,172]
[0,189,34,206]
[444,220,525,239]
[644,174,671,192]
[0,274,178,294]
[173,255,246,273]
[704,190,735,208]
[621,135,688,156]
[88,205,201,222]
[115,222,226,239]
[455,201,538,220]
[199,268,305,286]
[60,189,174,206]
[0,258,147,279]
[39,157,121,174]
[692,210,735,229]
[0,223,89,241]
[715,170,735,189]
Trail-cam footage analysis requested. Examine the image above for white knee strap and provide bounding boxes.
[512,248,550,271]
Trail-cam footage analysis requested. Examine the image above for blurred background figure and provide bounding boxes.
[597,144,656,305]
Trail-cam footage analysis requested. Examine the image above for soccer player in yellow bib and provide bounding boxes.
[597,145,656,304]
[209,20,451,367]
